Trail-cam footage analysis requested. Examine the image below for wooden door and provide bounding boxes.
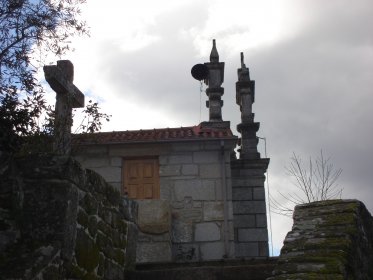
[123,158,160,199]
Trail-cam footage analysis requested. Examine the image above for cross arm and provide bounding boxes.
[43,65,85,108]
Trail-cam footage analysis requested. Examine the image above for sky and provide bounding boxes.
[43,0,373,255]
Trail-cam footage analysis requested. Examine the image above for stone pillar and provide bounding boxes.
[231,159,269,258]
[232,53,270,258]
[236,52,260,160]
[204,39,225,123]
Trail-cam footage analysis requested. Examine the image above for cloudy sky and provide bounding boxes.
[44,0,373,255]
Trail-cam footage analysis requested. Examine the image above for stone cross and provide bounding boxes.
[43,60,84,155]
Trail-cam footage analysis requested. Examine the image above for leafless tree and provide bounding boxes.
[271,150,343,216]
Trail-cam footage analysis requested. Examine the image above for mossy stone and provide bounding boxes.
[75,229,100,272]
[81,194,98,216]
[88,215,98,237]
[77,210,89,227]
[113,248,125,265]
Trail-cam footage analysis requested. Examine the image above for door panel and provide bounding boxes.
[123,158,159,199]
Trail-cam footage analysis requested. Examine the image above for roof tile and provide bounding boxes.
[72,124,236,145]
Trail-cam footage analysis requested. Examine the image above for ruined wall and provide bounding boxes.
[268,200,373,280]
[0,155,137,280]
[74,140,236,263]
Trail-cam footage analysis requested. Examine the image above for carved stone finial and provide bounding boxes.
[210,39,219,63]
[240,52,246,68]
[203,39,225,125]
[236,53,259,159]
[238,52,250,82]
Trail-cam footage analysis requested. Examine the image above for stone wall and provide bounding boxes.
[268,199,373,280]
[74,140,237,262]
[136,199,172,263]
[0,155,137,279]
[231,159,269,258]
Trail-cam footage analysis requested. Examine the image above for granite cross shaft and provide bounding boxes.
[44,60,84,155]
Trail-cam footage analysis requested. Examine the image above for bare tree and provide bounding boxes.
[271,150,343,216]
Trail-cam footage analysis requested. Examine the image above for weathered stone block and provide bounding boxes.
[168,154,193,164]
[119,197,138,223]
[203,202,224,221]
[235,242,259,257]
[78,145,107,156]
[174,179,215,201]
[125,222,138,268]
[81,157,109,168]
[171,220,193,243]
[159,165,181,176]
[200,241,225,260]
[195,222,221,241]
[256,214,267,227]
[258,241,269,256]
[233,201,266,214]
[110,157,122,167]
[232,187,253,201]
[80,193,98,216]
[237,228,268,242]
[137,199,170,234]
[193,151,219,163]
[173,244,199,262]
[233,214,256,228]
[104,258,124,280]
[215,179,222,200]
[91,166,121,183]
[232,178,265,187]
[75,228,100,272]
[172,208,202,222]
[200,164,221,178]
[108,182,121,192]
[238,169,266,177]
[159,179,172,200]
[136,242,172,263]
[181,164,198,175]
[253,187,265,200]
[152,232,170,242]
[171,142,202,152]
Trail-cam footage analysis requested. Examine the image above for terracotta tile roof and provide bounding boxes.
[72,124,236,145]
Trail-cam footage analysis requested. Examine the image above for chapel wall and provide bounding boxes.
[73,140,236,263]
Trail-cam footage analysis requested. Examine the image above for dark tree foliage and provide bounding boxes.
[75,100,111,134]
[0,0,88,153]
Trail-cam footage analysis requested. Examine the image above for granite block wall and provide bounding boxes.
[268,200,373,280]
[73,140,236,263]
[0,155,137,279]
[231,159,270,258]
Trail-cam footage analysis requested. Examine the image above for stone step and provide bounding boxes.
[126,258,277,280]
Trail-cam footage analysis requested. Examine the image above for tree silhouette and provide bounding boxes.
[271,150,343,216]
[0,0,88,152]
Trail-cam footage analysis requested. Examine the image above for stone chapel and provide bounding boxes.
[72,40,270,263]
